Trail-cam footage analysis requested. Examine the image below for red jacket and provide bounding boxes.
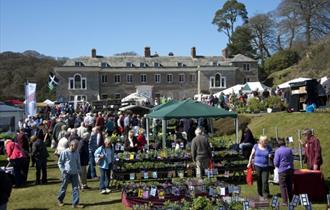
[5,141,25,160]
[136,134,146,150]
[304,135,323,168]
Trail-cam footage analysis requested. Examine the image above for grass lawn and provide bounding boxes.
[1,112,329,209]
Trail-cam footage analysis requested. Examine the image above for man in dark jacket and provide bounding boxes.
[32,136,49,184]
[191,127,211,178]
[0,169,13,210]
[78,133,90,190]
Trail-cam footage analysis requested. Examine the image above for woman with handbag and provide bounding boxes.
[247,135,272,201]
[94,137,114,194]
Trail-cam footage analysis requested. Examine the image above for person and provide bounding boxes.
[247,135,272,200]
[31,135,49,185]
[136,128,146,151]
[0,169,13,210]
[4,139,27,187]
[57,140,83,208]
[239,124,255,157]
[78,132,90,190]
[274,138,294,206]
[124,130,137,152]
[55,132,70,157]
[300,128,323,170]
[191,127,212,178]
[94,137,114,194]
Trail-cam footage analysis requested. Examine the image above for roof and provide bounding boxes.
[214,84,244,96]
[148,99,237,120]
[242,82,271,92]
[278,77,312,89]
[62,54,256,67]
[0,103,23,112]
[230,54,256,62]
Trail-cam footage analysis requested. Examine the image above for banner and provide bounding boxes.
[25,83,37,116]
[48,72,59,91]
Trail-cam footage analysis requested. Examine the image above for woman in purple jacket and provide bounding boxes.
[274,138,293,206]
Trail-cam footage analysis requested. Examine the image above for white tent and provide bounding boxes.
[121,92,149,103]
[277,77,312,89]
[43,99,55,106]
[214,84,244,97]
[193,93,210,101]
[320,76,330,94]
[242,82,271,93]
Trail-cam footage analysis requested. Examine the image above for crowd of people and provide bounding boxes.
[0,101,324,209]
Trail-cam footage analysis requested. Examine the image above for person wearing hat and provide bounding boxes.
[300,128,323,170]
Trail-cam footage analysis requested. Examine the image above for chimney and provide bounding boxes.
[144,47,151,57]
[191,47,196,58]
[222,48,229,58]
[91,48,96,58]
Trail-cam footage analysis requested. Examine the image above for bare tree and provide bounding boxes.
[248,14,276,66]
[278,0,330,46]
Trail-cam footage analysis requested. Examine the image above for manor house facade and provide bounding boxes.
[54,47,258,103]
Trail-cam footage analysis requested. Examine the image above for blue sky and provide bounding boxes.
[0,0,280,58]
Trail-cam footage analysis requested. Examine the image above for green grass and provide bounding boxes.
[1,112,329,209]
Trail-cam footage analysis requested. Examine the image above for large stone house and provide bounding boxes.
[54,47,258,103]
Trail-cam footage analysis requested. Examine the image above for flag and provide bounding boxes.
[48,72,59,90]
[25,83,37,116]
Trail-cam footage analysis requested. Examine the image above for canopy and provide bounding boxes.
[242,82,271,93]
[121,92,149,103]
[151,100,178,112]
[193,93,210,101]
[43,99,55,106]
[148,99,237,120]
[214,84,244,97]
[278,77,312,89]
[119,105,151,115]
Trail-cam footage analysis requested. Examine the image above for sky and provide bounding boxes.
[0,0,281,58]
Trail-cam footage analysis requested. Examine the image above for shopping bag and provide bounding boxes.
[246,166,253,186]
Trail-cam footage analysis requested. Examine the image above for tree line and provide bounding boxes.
[212,0,330,80]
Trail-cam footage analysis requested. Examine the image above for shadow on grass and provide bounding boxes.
[14,209,48,210]
[83,199,122,207]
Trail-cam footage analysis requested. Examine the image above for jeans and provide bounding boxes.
[279,169,293,203]
[196,159,209,178]
[99,168,110,190]
[87,151,97,179]
[35,159,47,184]
[57,173,80,206]
[255,166,270,198]
[79,165,87,187]
[10,158,25,187]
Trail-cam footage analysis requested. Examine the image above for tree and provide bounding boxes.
[212,0,248,43]
[227,25,256,58]
[248,13,276,67]
[277,0,330,46]
[264,49,300,74]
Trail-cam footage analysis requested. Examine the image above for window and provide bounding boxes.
[140,74,147,83]
[101,94,108,99]
[126,74,133,83]
[179,74,185,83]
[154,62,160,68]
[155,74,161,83]
[101,62,110,68]
[190,73,196,82]
[210,73,226,88]
[114,93,121,99]
[126,62,134,67]
[140,62,147,68]
[167,74,173,83]
[68,74,87,90]
[75,61,84,67]
[114,74,121,83]
[101,75,108,83]
[177,62,184,67]
[69,95,87,102]
[243,63,250,71]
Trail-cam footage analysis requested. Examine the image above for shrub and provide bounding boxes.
[264,49,300,74]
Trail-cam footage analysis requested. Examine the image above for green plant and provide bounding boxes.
[191,196,213,210]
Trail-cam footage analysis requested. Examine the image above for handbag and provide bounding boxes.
[246,166,253,186]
